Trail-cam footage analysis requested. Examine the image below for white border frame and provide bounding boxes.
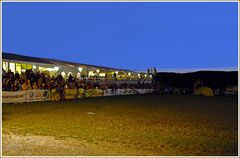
[1,1,239,158]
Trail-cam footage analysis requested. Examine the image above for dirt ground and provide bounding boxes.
[3,133,144,156]
[2,94,238,156]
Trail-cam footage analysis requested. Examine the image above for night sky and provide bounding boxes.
[2,2,238,72]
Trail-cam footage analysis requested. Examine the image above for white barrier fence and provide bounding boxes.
[103,89,116,96]
[2,90,50,104]
[3,89,153,104]
[2,91,27,103]
[89,80,152,85]
[116,89,137,95]
[26,90,50,102]
[104,89,153,96]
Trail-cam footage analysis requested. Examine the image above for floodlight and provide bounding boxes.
[78,67,83,72]
[61,71,65,77]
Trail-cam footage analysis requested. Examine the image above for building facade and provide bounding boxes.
[2,52,152,81]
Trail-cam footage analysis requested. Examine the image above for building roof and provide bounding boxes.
[2,52,135,73]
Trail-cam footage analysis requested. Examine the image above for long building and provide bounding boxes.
[2,52,152,81]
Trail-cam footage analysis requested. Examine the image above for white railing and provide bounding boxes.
[2,88,154,104]
[87,80,152,85]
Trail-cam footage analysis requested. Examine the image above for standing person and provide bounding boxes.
[59,79,65,101]
[38,76,43,88]
[68,73,73,83]
[12,82,18,91]
[20,72,27,81]
[22,80,32,91]
[53,81,58,100]
[32,82,38,89]
[18,81,22,91]
[29,70,36,86]
[15,71,20,80]
[13,80,20,91]
[5,79,12,91]
[45,75,50,84]
[59,84,64,101]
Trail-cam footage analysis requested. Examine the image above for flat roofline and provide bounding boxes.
[2,52,137,73]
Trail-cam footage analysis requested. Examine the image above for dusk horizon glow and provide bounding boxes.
[3,2,238,72]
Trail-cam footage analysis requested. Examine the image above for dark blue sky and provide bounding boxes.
[3,2,238,72]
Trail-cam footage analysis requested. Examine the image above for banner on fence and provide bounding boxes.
[26,90,50,102]
[116,89,137,95]
[2,91,27,103]
[85,88,103,97]
[137,89,153,94]
[2,88,154,103]
[104,89,115,96]
[64,89,77,100]
[77,88,85,99]
[50,89,60,101]
[137,89,145,94]
[145,89,153,93]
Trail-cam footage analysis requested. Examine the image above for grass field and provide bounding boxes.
[2,94,238,156]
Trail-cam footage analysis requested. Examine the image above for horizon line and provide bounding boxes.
[136,67,238,73]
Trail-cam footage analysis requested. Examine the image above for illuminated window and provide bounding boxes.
[21,64,27,70]
[2,62,8,71]
[27,64,32,70]
[88,71,95,77]
[9,63,15,73]
[16,63,21,74]
[39,67,57,72]
[99,73,106,77]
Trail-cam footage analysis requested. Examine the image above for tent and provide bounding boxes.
[194,87,214,96]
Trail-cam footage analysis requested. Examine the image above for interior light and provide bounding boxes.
[54,66,59,71]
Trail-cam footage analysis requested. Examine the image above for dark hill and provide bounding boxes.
[155,71,238,89]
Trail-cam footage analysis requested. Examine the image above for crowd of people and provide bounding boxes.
[2,69,153,92]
